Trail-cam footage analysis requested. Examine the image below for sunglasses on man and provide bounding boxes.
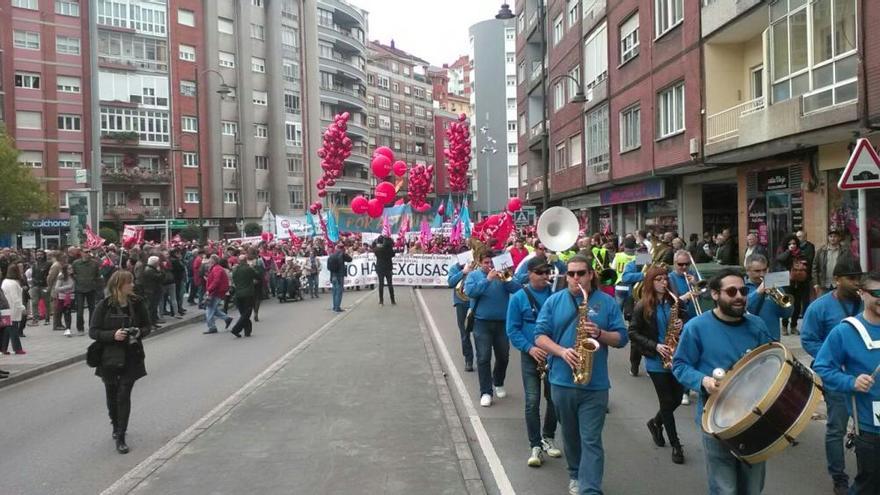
[862,288,880,298]
[719,287,749,297]
[567,269,589,278]
[531,269,551,275]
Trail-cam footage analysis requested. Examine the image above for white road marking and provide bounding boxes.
[415,289,516,495]
[101,291,374,495]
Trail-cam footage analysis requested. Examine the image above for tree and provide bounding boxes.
[99,227,119,244]
[244,222,262,236]
[0,129,53,235]
[180,226,201,241]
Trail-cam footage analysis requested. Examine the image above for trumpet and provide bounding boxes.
[454,261,477,302]
[685,251,705,315]
[761,277,793,308]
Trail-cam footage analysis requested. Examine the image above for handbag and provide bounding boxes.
[86,341,103,368]
[464,297,480,334]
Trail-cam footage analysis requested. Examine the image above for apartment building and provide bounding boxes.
[428,62,473,117]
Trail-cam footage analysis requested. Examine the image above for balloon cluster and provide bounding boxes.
[316,113,353,198]
[444,113,471,193]
[351,146,410,218]
[407,163,435,212]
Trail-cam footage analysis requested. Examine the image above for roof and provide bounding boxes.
[368,39,430,66]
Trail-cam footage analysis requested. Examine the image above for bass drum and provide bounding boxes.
[701,342,823,464]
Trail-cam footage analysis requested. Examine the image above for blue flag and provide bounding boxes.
[445,194,454,220]
[306,212,317,237]
[460,200,471,238]
[326,209,340,243]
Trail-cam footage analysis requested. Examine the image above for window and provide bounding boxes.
[129,3,166,35]
[252,57,266,73]
[253,90,268,106]
[554,82,565,111]
[404,85,411,95]
[218,17,234,34]
[505,27,515,41]
[288,185,304,209]
[252,0,263,6]
[57,75,81,93]
[553,15,564,45]
[57,114,81,131]
[554,142,567,172]
[507,143,517,154]
[519,114,527,136]
[18,151,43,168]
[180,80,196,97]
[256,190,270,203]
[251,23,265,40]
[654,0,683,37]
[414,106,426,118]
[184,189,199,203]
[179,44,196,62]
[506,75,516,87]
[568,0,579,27]
[182,152,198,168]
[255,156,269,170]
[285,122,302,146]
[620,13,640,63]
[219,51,236,68]
[568,65,581,100]
[141,192,161,207]
[282,60,298,80]
[282,27,296,47]
[657,81,685,138]
[520,164,528,185]
[518,12,525,33]
[751,65,764,99]
[377,76,390,89]
[620,104,641,151]
[367,116,376,127]
[393,102,400,112]
[506,54,515,64]
[223,155,238,169]
[287,156,303,174]
[178,8,195,27]
[507,98,516,111]
[584,23,608,88]
[100,107,170,143]
[378,96,390,109]
[55,0,79,17]
[254,124,268,138]
[58,152,83,169]
[15,72,40,89]
[181,116,197,133]
[17,111,41,129]
[284,92,300,113]
[13,30,40,50]
[378,115,391,130]
[224,191,239,204]
[569,134,582,166]
[392,81,400,92]
[507,121,517,131]
[12,0,38,9]
[586,104,609,173]
[222,121,238,136]
[317,8,333,26]
[104,191,128,207]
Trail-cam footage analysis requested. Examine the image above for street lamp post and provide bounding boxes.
[193,66,231,242]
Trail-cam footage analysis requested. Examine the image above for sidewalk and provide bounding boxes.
[0,307,205,389]
[116,290,481,495]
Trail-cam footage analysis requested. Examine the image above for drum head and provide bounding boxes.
[707,347,785,432]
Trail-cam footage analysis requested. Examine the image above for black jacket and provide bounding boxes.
[31,260,50,287]
[327,251,353,277]
[89,295,151,383]
[372,237,395,274]
[627,298,691,359]
[139,266,163,296]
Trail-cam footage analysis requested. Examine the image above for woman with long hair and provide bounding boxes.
[1,264,26,355]
[628,265,689,464]
[775,233,809,335]
[89,270,151,454]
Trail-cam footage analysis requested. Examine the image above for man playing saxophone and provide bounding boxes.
[627,266,689,465]
[744,253,793,341]
[535,254,628,495]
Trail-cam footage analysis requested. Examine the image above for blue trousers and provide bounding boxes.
[205,296,229,331]
[454,304,473,365]
[825,390,850,486]
[552,386,608,494]
[522,352,557,448]
[702,433,765,494]
[330,274,344,311]
[473,319,509,396]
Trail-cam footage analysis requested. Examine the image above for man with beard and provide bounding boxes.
[801,258,864,495]
[672,267,772,495]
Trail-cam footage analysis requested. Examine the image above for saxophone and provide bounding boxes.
[573,285,600,385]
[662,295,682,370]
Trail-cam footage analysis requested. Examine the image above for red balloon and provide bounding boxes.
[366,198,384,218]
[507,197,523,212]
[317,190,327,198]
[371,155,392,179]
[375,181,396,204]
[374,146,394,161]
[392,160,407,177]
[350,196,369,215]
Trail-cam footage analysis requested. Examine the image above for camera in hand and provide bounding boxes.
[123,327,141,344]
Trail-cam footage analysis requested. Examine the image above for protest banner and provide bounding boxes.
[307,253,456,288]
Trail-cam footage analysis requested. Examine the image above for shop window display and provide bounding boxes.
[827,170,879,268]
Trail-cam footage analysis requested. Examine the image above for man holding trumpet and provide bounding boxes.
[743,253,794,341]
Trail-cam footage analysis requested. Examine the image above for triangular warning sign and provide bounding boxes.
[838,138,880,190]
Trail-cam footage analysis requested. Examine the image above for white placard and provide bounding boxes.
[763,271,790,288]
[457,250,474,266]
[21,232,36,249]
[635,253,652,265]
[492,252,514,271]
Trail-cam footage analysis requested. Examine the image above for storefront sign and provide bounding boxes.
[599,179,665,206]
[21,232,36,249]
[758,168,790,191]
[747,198,768,245]
[562,193,601,210]
[23,218,71,229]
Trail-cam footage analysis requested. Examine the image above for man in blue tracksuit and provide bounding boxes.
[814,271,880,495]
[535,254,628,495]
[506,257,561,468]
[744,253,793,341]
[465,251,522,407]
[672,267,773,495]
[801,258,864,495]
[514,243,567,286]
[447,259,474,371]
[667,250,699,319]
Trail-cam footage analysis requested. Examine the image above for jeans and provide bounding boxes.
[75,290,98,332]
[702,433,765,495]
[175,281,185,312]
[454,304,473,365]
[330,274,344,311]
[162,284,178,316]
[853,432,880,495]
[104,378,134,434]
[307,274,318,298]
[647,371,684,447]
[1,323,23,353]
[29,286,49,321]
[377,271,395,304]
[473,319,509,396]
[826,390,850,486]
[552,386,608,494]
[230,295,254,336]
[522,352,557,448]
[205,296,229,331]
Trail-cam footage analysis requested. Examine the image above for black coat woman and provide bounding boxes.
[89,270,151,454]
[627,265,691,464]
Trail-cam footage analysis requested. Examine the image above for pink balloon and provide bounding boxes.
[507,197,523,212]
[392,160,407,177]
[371,155,392,179]
[375,181,396,204]
[317,190,327,198]
[374,146,395,161]
[395,198,406,206]
[367,198,384,218]
[350,196,369,215]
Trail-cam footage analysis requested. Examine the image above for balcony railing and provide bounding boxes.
[705,96,765,144]
[104,206,171,219]
[530,120,547,138]
[531,62,543,82]
[102,167,172,184]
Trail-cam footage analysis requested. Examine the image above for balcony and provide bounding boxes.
[103,205,171,220]
[320,84,366,110]
[528,120,547,149]
[347,148,370,167]
[323,0,366,25]
[705,97,766,144]
[346,121,368,139]
[318,22,365,53]
[102,167,172,185]
[319,53,367,82]
[325,174,371,193]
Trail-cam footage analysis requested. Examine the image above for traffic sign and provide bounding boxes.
[513,206,537,226]
[838,138,880,190]
[74,169,88,184]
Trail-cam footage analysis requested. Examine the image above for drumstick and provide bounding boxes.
[869,364,880,382]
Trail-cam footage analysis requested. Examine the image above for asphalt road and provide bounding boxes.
[0,294,344,495]
[416,287,852,495]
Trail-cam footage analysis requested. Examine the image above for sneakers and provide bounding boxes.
[14,350,26,355]
[464,362,474,372]
[833,483,849,495]
[480,394,492,407]
[541,438,562,458]
[568,479,579,495]
[495,386,507,399]
[671,445,684,464]
[64,329,72,337]
[629,364,639,376]
[527,446,543,467]
[647,418,665,447]
[681,393,691,405]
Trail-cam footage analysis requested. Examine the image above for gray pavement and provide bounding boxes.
[125,289,479,495]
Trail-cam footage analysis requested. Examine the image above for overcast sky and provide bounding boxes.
[349,0,504,66]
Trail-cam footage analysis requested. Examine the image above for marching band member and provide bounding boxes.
[667,250,699,319]
[800,258,864,495]
[535,254,628,495]
[672,268,772,494]
[743,254,793,341]
[814,271,880,495]
[506,257,561,467]
[447,258,474,372]
[464,251,521,407]
[628,266,689,464]
[621,246,648,377]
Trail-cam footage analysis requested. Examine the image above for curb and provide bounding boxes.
[0,313,206,390]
